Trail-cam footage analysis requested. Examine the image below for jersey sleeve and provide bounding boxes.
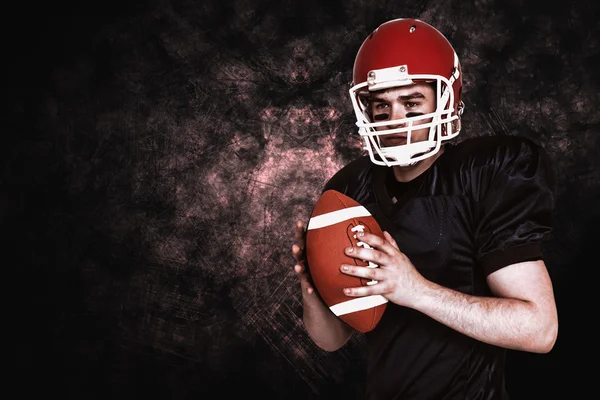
[474,142,556,276]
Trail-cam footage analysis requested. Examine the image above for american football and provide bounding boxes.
[305,189,388,333]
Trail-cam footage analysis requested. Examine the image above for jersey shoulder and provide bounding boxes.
[321,155,375,200]
[446,134,548,171]
[442,135,555,199]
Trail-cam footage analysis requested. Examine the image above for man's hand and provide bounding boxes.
[339,230,426,308]
[292,220,315,295]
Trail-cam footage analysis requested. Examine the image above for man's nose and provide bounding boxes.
[386,106,407,129]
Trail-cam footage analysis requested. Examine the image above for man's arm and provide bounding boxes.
[340,231,558,353]
[298,273,354,352]
[412,259,558,353]
[293,221,353,352]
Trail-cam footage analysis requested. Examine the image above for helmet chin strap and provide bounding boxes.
[373,133,432,167]
[386,151,430,167]
[398,160,418,167]
[375,137,439,166]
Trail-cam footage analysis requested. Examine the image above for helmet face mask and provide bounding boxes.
[349,19,465,167]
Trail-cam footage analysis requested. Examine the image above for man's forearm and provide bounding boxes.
[302,293,353,352]
[412,279,557,353]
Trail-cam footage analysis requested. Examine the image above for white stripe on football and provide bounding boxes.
[307,205,371,230]
[329,294,388,316]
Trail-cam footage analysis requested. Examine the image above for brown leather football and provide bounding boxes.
[306,190,388,333]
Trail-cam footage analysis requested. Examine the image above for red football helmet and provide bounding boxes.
[349,18,465,166]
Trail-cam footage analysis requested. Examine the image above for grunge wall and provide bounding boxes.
[6,0,598,398]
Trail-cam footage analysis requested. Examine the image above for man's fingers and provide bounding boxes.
[340,264,384,282]
[383,231,400,251]
[354,231,397,256]
[294,263,314,294]
[345,245,391,266]
[294,220,306,247]
[293,220,312,295]
[292,244,300,254]
[292,244,305,261]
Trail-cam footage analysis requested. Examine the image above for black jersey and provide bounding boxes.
[321,135,555,400]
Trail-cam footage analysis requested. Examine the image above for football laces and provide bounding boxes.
[351,224,379,285]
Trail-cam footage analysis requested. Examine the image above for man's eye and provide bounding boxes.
[405,102,418,108]
[374,103,389,110]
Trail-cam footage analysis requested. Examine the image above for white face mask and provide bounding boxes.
[349,62,464,167]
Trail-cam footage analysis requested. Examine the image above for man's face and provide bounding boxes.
[368,82,437,147]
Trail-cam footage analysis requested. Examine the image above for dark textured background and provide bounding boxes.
[6,0,598,398]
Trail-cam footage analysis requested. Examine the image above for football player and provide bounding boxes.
[293,18,557,399]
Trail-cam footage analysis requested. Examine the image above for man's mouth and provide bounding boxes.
[381,134,408,146]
